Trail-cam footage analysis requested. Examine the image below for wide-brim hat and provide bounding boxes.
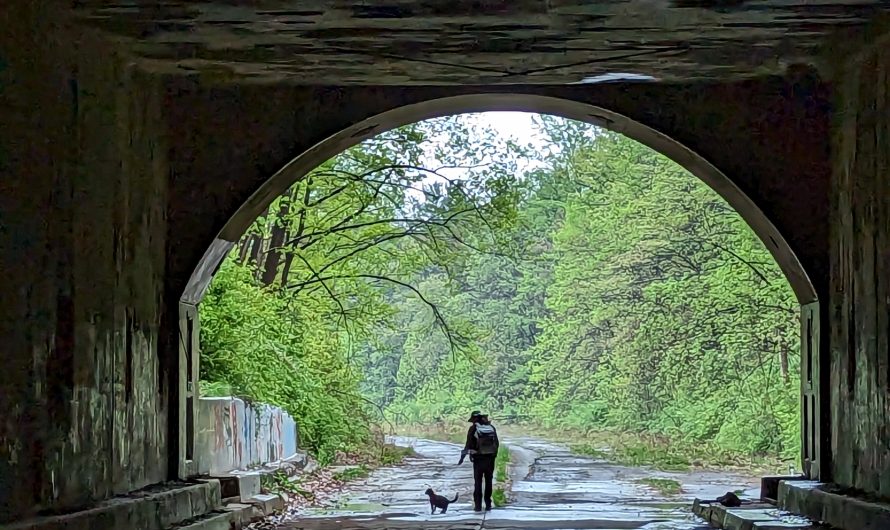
[467,410,482,422]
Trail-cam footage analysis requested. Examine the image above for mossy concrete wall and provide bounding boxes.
[0,5,173,523]
[829,27,890,497]
[7,2,890,526]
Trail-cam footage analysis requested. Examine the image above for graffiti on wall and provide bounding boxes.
[196,397,298,475]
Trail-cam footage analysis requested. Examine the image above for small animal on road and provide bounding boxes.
[424,488,459,514]
[698,491,743,507]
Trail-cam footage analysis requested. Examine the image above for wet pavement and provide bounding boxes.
[277,436,760,530]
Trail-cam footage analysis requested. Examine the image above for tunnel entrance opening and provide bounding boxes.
[179,95,824,525]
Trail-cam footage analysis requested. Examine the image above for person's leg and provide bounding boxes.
[473,461,483,511]
[483,457,495,510]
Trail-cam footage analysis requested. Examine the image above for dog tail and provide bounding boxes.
[450,493,459,503]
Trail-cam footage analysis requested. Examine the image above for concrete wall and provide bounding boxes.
[829,27,890,497]
[1,2,887,524]
[195,397,299,476]
[0,5,173,523]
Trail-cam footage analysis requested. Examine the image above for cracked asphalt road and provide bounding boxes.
[277,436,758,530]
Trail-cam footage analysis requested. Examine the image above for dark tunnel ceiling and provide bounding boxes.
[77,1,885,84]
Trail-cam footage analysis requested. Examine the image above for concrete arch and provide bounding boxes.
[182,93,816,306]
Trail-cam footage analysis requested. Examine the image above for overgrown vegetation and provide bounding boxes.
[262,471,302,496]
[200,113,800,470]
[636,478,683,496]
[332,466,370,482]
[495,447,510,483]
[492,446,511,507]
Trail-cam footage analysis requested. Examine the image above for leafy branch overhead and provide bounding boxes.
[202,113,800,466]
[235,117,524,354]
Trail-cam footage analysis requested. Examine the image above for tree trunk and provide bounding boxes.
[280,251,295,286]
[254,235,270,282]
[779,337,790,384]
[245,233,263,266]
[261,198,291,286]
[261,235,283,285]
[236,233,253,264]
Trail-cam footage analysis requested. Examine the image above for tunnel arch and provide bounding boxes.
[182,93,817,306]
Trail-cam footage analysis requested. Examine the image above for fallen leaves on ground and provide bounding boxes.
[247,467,351,529]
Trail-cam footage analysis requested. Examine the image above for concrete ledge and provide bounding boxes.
[3,481,223,530]
[247,493,285,516]
[692,500,815,530]
[179,511,237,530]
[221,503,260,528]
[211,450,315,505]
[779,480,890,530]
[761,475,808,503]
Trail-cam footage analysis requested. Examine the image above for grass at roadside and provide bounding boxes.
[332,465,371,482]
[495,446,510,482]
[498,424,790,475]
[636,478,683,495]
[392,424,466,445]
[572,441,692,472]
[493,446,511,507]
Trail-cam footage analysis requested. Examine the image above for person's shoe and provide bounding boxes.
[485,505,492,511]
[473,506,482,512]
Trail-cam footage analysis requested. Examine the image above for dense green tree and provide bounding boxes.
[201,113,800,465]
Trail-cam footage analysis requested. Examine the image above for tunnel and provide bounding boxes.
[1,3,890,529]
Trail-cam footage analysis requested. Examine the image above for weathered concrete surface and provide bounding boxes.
[829,26,890,498]
[4,2,890,527]
[1,481,223,530]
[0,3,173,523]
[74,1,886,84]
[169,77,831,310]
[779,481,890,530]
[692,500,814,530]
[269,436,758,529]
[195,397,299,476]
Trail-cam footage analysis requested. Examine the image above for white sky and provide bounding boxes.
[413,111,552,199]
[470,111,543,145]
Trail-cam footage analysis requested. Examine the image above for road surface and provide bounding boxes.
[274,435,759,530]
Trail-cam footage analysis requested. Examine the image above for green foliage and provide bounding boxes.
[492,447,512,507]
[201,262,371,464]
[332,466,371,482]
[636,478,683,496]
[369,116,800,466]
[261,471,303,495]
[492,488,508,508]
[495,446,510,482]
[200,115,526,464]
[202,112,801,471]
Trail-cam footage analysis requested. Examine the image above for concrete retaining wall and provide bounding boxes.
[195,397,299,475]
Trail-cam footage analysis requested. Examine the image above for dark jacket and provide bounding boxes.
[464,419,499,458]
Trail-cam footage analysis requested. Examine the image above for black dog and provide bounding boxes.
[698,491,743,507]
[424,488,459,514]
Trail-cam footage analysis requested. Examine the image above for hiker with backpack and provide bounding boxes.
[458,410,499,512]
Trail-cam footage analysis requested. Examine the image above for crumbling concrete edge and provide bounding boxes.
[779,480,890,530]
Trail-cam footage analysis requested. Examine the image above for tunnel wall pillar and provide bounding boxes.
[829,27,890,497]
[800,301,831,480]
[0,6,174,522]
[178,302,201,478]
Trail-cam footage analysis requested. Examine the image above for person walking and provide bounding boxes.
[459,410,500,512]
